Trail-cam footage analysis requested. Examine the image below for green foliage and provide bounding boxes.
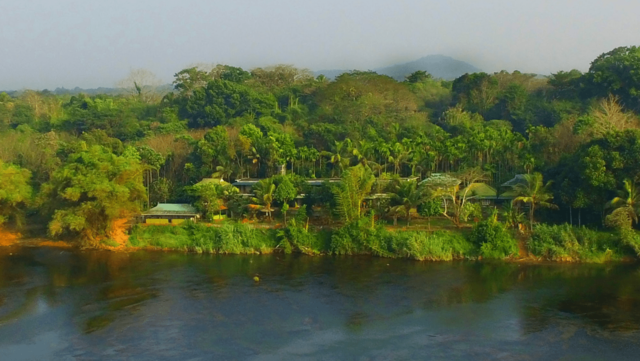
[129,222,275,254]
[512,172,557,228]
[0,160,32,227]
[192,183,225,221]
[529,224,622,262]
[418,199,443,217]
[469,216,518,259]
[390,231,473,261]
[332,165,375,222]
[460,202,483,222]
[277,222,324,255]
[176,79,276,128]
[40,145,146,245]
[587,46,640,111]
[390,179,429,225]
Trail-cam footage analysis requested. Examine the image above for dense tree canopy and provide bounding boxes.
[40,145,145,244]
[2,45,640,243]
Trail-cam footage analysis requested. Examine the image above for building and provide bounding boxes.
[142,203,200,225]
[194,178,229,187]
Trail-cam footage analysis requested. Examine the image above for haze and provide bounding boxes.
[1,0,639,90]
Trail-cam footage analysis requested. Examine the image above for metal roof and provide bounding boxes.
[194,178,229,186]
[501,174,527,187]
[458,183,497,198]
[144,203,199,216]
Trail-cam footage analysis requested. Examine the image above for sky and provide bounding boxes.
[1,0,639,90]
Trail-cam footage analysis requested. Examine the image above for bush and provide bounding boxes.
[469,218,518,259]
[389,231,473,261]
[529,224,622,262]
[128,222,275,254]
[330,217,381,255]
[277,224,324,255]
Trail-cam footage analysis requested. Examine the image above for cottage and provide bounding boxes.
[194,178,229,187]
[142,203,200,225]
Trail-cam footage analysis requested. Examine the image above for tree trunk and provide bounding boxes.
[530,203,535,231]
[570,206,573,225]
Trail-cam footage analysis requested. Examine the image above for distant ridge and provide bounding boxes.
[315,55,481,81]
[1,84,174,96]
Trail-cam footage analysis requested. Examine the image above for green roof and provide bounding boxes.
[145,203,198,215]
[420,173,461,188]
[195,178,228,186]
[498,189,518,198]
[458,183,497,198]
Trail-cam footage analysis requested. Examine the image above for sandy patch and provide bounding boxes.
[0,228,20,246]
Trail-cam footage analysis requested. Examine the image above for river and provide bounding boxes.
[1,246,640,360]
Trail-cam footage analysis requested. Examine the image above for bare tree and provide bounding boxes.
[116,68,163,103]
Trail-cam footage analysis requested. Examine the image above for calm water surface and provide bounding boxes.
[1,246,640,360]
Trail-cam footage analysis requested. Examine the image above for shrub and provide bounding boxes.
[389,231,473,261]
[469,217,517,259]
[529,224,622,262]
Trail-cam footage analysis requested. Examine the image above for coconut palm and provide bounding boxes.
[212,164,233,182]
[512,172,558,229]
[327,139,352,176]
[252,178,276,221]
[606,179,640,228]
[391,180,429,226]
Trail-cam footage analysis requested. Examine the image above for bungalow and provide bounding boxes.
[142,203,200,225]
[194,178,229,187]
[458,182,515,206]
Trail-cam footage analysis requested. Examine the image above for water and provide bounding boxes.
[1,246,640,360]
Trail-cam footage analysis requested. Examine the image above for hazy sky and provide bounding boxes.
[2,0,639,90]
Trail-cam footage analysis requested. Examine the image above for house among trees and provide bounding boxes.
[499,175,525,202]
[194,178,229,187]
[141,203,200,225]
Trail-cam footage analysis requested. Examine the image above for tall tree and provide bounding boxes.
[40,145,146,245]
[605,179,640,228]
[390,179,429,226]
[0,160,32,228]
[512,172,558,229]
[587,46,640,111]
[274,177,297,225]
[332,165,375,222]
[252,178,276,220]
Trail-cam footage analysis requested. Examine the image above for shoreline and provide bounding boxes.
[2,230,636,264]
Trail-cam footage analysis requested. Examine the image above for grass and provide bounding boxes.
[128,222,277,254]
[127,219,635,263]
[527,224,628,262]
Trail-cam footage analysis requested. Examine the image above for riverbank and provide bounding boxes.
[2,221,637,263]
[124,221,639,263]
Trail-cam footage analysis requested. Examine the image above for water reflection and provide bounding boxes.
[0,246,640,359]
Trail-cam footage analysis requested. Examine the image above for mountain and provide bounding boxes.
[315,55,481,81]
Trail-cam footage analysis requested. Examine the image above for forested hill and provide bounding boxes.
[3,45,640,247]
[315,55,481,80]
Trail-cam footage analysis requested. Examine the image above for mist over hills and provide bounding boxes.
[315,55,481,80]
[1,55,480,93]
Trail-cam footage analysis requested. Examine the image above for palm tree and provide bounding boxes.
[252,178,276,221]
[332,165,375,222]
[391,180,429,226]
[328,139,352,176]
[213,164,233,182]
[512,172,558,230]
[606,179,640,228]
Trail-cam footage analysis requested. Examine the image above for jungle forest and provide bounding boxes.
[2,45,640,262]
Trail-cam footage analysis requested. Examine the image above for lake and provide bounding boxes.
[1,246,639,360]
